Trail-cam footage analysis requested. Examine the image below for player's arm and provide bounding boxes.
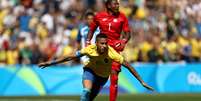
[115,15,131,51]
[121,60,154,91]
[109,46,153,91]
[38,52,84,69]
[121,15,132,43]
[121,31,131,43]
[121,14,131,43]
[86,15,98,45]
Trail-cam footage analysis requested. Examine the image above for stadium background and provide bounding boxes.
[1,0,201,101]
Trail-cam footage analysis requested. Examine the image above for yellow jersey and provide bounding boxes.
[80,45,124,78]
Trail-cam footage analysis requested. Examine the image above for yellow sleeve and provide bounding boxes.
[80,47,88,55]
[80,45,96,55]
[108,46,124,64]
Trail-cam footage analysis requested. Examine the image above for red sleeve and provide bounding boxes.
[89,14,98,33]
[122,14,130,33]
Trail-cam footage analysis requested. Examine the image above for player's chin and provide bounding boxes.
[114,10,119,14]
[101,48,108,53]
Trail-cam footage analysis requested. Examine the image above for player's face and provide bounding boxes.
[96,38,108,54]
[108,0,119,14]
[86,15,94,25]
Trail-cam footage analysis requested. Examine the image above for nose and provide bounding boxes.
[101,43,107,48]
[103,44,107,48]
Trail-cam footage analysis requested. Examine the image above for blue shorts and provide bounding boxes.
[82,68,108,99]
[83,68,108,86]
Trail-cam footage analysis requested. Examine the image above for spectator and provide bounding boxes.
[0,0,201,65]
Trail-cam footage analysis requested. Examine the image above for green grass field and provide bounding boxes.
[1,94,201,101]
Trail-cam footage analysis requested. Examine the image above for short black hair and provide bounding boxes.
[85,11,94,18]
[81,10,94,20]
[104,0,113,5]
[96,33,108,42]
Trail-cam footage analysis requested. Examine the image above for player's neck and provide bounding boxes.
[106,10,119,16]
[97,48,107,55]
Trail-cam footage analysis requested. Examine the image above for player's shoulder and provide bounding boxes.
[86,44,97,50]
[95,11,108,17]
[108,46,118,53]
[82,44,97,54]
[78,23,87,29]
[119,12,127,18]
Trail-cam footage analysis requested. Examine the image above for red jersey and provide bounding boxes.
[90,11,130,43]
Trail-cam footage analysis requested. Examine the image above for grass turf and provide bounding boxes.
[0,94,201,101]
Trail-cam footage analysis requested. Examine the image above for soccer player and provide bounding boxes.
[76,11,100,64]
[86,0,131,100]
[38,34,154,101]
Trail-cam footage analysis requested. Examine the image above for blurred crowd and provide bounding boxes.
[0,0,201,65]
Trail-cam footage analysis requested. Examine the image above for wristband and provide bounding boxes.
[75,51,82,57]
[122,39,128,43]
[86,40,90,44]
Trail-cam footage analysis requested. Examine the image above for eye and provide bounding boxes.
[115,3,119,5]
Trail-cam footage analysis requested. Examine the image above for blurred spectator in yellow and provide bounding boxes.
[177,35,191,62]
[36,22,48,40]
[137,34,153,62]
[147,36,163,62]
[162,35,179,62]
[190,35,201,62]
[6,46,19,65]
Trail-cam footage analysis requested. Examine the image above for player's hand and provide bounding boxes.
[114,40,127,51]
[86,40,91,47]
[38,62,51,69]
[141,82,154,91]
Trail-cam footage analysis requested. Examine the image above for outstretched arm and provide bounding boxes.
[122,60,154,91]
[121,31,131,43]
[38,53,84,69]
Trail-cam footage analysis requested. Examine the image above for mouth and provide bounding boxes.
[114,8,119,12]
[101,48,105,52]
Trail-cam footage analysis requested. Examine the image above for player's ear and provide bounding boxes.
[95,38,100,43]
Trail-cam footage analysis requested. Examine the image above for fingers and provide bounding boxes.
[142,82,154,91]
[38,64,43,67]
[114,42,125,51]
[38,63,48,69]
[145,85,154,91]
[115,41,124,48]
[38,65,46,69]
[86,40,91,46]
[38,64,44,67]
[40,66,47,69]
[115,42,121,47]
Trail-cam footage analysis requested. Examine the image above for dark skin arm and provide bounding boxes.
[121,31,131,43]
[38,54,84,69]
[114,31,131,50]
[86,30,94,45]
[121,60,154,91]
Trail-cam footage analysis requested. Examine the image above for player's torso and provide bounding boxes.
[85,52,113,78]
[95,12,125,40]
